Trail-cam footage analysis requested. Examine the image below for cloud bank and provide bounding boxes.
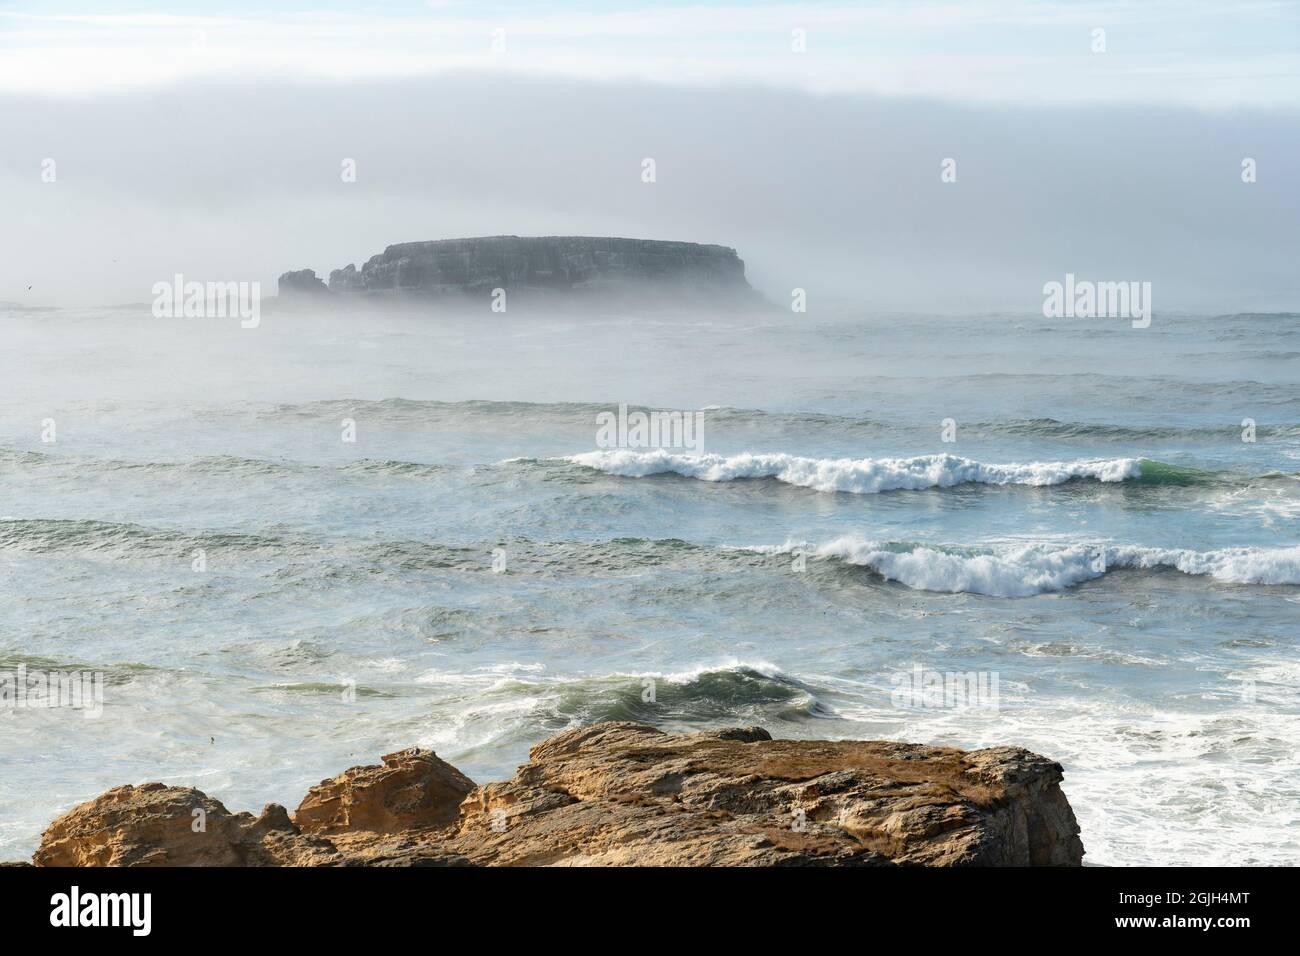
[2,72,1296,312]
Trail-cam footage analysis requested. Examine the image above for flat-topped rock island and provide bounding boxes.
[277,236,762,309]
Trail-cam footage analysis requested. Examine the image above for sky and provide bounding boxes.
[1,1,1297,310]
[4,1,1299,106]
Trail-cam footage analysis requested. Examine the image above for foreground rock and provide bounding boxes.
[32,722,1084,866]
[277,235,762,309]
[33,784,326,867]
[294,748,475,836]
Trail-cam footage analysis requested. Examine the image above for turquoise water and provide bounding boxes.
[1,306,1297,864]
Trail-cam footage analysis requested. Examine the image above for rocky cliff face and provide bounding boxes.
[278,236,757,306]
[30,722,1083,867]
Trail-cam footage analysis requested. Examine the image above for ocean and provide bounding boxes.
[1,304,1297,865]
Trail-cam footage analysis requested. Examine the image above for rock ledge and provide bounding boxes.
[31,722,1084,867]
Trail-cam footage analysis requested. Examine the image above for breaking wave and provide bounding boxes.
[771,537,1300,596]
[498,661,831,726]
[565,450,1147,493]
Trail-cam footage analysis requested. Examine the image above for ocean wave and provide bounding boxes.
[0,517,325,562]
[256,397,615,427]
[565,450,1146,493]
[774,537,1300,596]
[490,661,832,725]
[0,448,447,481]
[250,399,1300,442]
[6,513,1296,599]
[977,418,1300,442]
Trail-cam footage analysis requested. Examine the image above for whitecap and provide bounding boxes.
[565,450,1142,494]
[762,537,1300,596]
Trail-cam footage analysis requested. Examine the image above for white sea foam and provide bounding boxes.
[566,450,1142,493]
[769,537,1300,596]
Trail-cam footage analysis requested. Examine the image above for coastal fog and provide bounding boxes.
[1,74,1297,312]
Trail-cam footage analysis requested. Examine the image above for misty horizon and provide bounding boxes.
[4,70,1297,313]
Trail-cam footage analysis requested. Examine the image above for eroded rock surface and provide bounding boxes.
[451,723,1082,866]
[294,748,475,836]
[32,723,1083,867]
[32,783,329,867]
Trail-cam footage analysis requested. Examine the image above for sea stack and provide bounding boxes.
[277,236,760,309]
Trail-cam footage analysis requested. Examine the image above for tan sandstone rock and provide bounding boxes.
[448,722,1083,866]
[32,723,1083,867]
[32,783,330,867]
[293,747,475,836]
